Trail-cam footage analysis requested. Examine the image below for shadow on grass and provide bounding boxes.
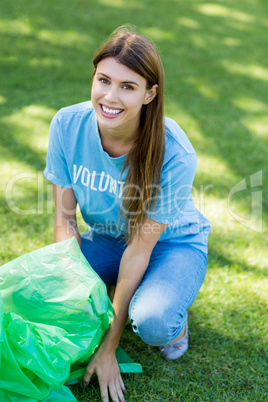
[0,0,267,199]
[208,246,267,278]
[0,121,47,170]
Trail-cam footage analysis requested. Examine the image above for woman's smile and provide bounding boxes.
[99,103,125,118]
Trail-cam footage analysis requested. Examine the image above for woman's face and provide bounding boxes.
[91,57,156,139]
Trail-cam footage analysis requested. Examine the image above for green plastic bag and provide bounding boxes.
[0,238,113,401]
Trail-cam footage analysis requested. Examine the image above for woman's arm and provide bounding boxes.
[104,219,168,349]
[83,218,168,402]
[53,184,81,246]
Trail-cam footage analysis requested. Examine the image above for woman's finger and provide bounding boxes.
[118,373,126,393]
[107,382,119,402]
[115,378,126,402]
[83,365,95,387]
[99,381,109,402]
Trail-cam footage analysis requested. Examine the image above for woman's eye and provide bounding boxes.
[123,85,134,90]
[99,78,109,84]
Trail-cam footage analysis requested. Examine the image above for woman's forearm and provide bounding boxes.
[53,185,81,245]
[103,250,150,350]
[54,216,81,246]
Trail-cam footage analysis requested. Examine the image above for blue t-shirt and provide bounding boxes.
[44,101,211,253]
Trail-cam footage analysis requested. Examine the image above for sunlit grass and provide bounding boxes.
[177,17,200,29]
[221,61,268,82]
[0,18,33,35]
[143,27,175,41]
[196,3,257,23]
[0,0,267,400]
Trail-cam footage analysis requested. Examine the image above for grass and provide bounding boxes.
[0,0,267,400]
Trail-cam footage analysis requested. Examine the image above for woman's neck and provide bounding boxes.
[98,125,137,157]
[99,129,135,157]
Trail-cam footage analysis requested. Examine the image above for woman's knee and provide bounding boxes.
[128,292,187,346]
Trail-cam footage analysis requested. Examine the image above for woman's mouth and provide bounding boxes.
[100,104,124,118]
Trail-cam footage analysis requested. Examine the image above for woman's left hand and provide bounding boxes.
[83,343,126,402]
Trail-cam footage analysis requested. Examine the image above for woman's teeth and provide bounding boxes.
[102,105,123,115]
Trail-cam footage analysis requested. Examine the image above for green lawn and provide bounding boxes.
[0,0,267,400]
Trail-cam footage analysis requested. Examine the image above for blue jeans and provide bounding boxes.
[81,231,208,346]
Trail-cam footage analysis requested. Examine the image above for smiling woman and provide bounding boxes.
[43,25,211,402]
[91,57,157,154]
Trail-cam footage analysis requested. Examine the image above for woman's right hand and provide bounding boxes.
[83,341,126,402]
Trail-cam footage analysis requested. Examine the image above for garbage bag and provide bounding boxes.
[0,237,113,401]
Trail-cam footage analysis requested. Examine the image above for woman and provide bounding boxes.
[44,26,211,402]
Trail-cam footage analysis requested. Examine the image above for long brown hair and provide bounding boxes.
[92,26,165,243]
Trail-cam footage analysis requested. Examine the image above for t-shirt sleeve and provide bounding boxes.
[43,114,72,188]
[147,153,197,224]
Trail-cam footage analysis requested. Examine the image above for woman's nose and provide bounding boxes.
[104,85,119,103]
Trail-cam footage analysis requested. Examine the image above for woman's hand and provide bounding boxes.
[83,343,126,402]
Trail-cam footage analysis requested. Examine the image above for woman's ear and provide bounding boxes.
[143,84,158,105]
